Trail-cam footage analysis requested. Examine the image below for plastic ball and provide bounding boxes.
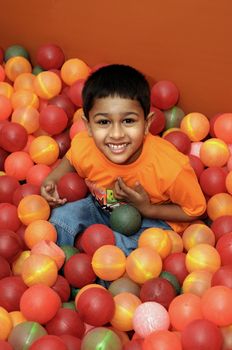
[36,44,65,70]
[61,58,90,86]
[29,335,67,350]
[189,140,203,158]
[168,293,203,331]
[67,78,85,106]
[0,340,13,350]
[200,138,230,167]
[60,244,79,263]
[74,283,105,304]
[0,82,14,98]
[92,245,126,281]
[81,224,115,255]
[123,339,143,350]
[45,307,85,338]
[186,243,221,273]
[0,307,12,340]
[26,163,52,187]
[64,253,96,288]
[0,276,27,313]
[29,135,59,165]
[0,229,22,263]
[151,80,179,110]
[20,284,61,324]
[149,107,166,135]
[182,223,215,251]
[8,321,47,349]
[180,112,210,141]
[57,172,88,202]
[11,89,39,110]
[0,65,5,82]
[110,292,141,331]
[69,119,87,138]
[207,193,232,221]
[76,287,115,326]
[182,270,212,296]
[5,56,32,82]
[220,324,232,350]
[0,256,11,279]
[133,301,170,337]
[0,175,20,203]
[227,155,232,171]
[167,230,184,253]
[53,131,71,158]
[109,204,141,236]
[214,113,232,144]
[11,106,40,134]
[181,319,223,350]
[199,166,227,196]
[17,194,50,226]
[0,147,9,171]
[12,183,40,206]
[81,327,122,350]
[0,122,28,152]
[33,71,62,100]
[4,151,34,181]
[211,265,232,288]
[164,130,191,154]
[14,72,35,92]
[39,105,68,135]
[4,45,30,61]
[108,277,141,297]
[0,203,21,231]
[12,250,31,276]
[164,106,185,130]
[0,96,12,120]
[31,240,65,268]
[226,171,232,195]
[143,330,182,350]
[126,247,162,284]
[51,275,70,302]
[138,227,172,259]
[216,232,232,265]
[60,335,81,350]
[48,94,75,122]
[160,271,181,294]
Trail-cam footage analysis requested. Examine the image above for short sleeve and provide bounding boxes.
[167,164,206,217]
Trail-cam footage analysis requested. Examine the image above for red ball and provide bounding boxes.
[39,105,68,135]
[0,229,22,263]
[81,224,115,255]
[64,253,96,288]
[0,175,20,203]
[188,154,205,179]
[26,164,52,187]
[216,233,232,265]
[199,166,227,197]
[29,335,67,350]
[12,183,40,206]
[45,308,85,338]
[163,252,188,284]
[211,215,232,241]
[181,319,223,350]
[48,94,75,124]
[0,276,27,312]
[76,287,115,326]
[51,275,70,302]
[0,122,28,152]
[0,147,9,171]
[211,265,232,288]
[36,44,65,70]
[53,131,71,158]
[57,172,88,202]
[123,339,143,350]
[149,107,166,135]
[140,277,176,309]
[209,113,221,137]
[0,340,13,350]
[60,335,81,350]
[0,256,11,279]
[151,80,179,110]
[164,130,191,154]
[67,79,85,107]
[0,203,21,231]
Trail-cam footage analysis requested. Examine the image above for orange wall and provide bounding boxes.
[0,0,231,117]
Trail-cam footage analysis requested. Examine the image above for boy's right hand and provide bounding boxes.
[40,180,67,207]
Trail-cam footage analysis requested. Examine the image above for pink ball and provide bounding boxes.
[132,301,170,337]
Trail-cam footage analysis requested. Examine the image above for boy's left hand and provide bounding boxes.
[114,177,151,215]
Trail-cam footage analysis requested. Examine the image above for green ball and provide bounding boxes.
[4,44,30,61]
[110,204,141,236]
[62,301,76,310]
[164,106,185,130]
[160,271,181,294]
[32,65,44,75]
[60,245,79,262]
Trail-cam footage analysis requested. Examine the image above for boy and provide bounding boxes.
[41,64,206,255]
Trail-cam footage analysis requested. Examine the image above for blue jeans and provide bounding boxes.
[50,195,171,256]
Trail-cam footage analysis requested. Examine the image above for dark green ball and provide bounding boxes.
[32,65,44,75]
[110,204,141,236]
[160,271,181,294]
[60,245,79,262]
[4,44,30,61]
[164,106,185,130]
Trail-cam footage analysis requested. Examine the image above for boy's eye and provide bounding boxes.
[97,119,110,125]
[123,118,135,124]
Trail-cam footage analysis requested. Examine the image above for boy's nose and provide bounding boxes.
[109,123,125,139]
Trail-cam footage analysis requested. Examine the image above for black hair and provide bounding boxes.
[82,64,151,119]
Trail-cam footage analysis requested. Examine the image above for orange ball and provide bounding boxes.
[24,219,57,248]
[11,89,39,110]
[14,72,35,92]
[185,243,221,273]
[11,106,40,134]
[92,245,126,281]
[12,250,31,275]
[0,307,12,340]
[31,240,65,269]
[9,311,27,327]
[167,230,183,253]
[207,193,232,220]
[0,82,14,98]
[182,270,212,296]
[33,71,62,99]
[126,247,162,284]
[138,228,172,259]
[182,223,215,251]
[226,171,232,195]
[29,135,59,165]
[180,112,210,141]
[168,293,203,331]
[4,151,34,181]
[22,253,58,287]
[5,56,32,82]
[200,138,230,167]
[0,95,12,120]
[110,292,141,331]
[73,107,84,122]
[17,194,50,226]
[61,58,90,86]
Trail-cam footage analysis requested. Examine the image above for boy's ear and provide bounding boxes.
[144,111,155,135]
[82,115,92,136]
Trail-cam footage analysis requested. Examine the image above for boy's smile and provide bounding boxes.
[83,96,153,165]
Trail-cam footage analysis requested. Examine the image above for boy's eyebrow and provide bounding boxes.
[93,111,140,118]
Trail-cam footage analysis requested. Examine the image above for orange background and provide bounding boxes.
[0,0,231,117]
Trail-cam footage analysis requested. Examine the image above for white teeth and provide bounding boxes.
[108,143,127,150]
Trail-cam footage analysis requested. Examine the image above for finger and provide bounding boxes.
[117,177,136,196]
[114,180,126,198]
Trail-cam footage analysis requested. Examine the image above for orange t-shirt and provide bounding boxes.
[66,131,206,233]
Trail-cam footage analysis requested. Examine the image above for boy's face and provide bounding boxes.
[83,96,153,165]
